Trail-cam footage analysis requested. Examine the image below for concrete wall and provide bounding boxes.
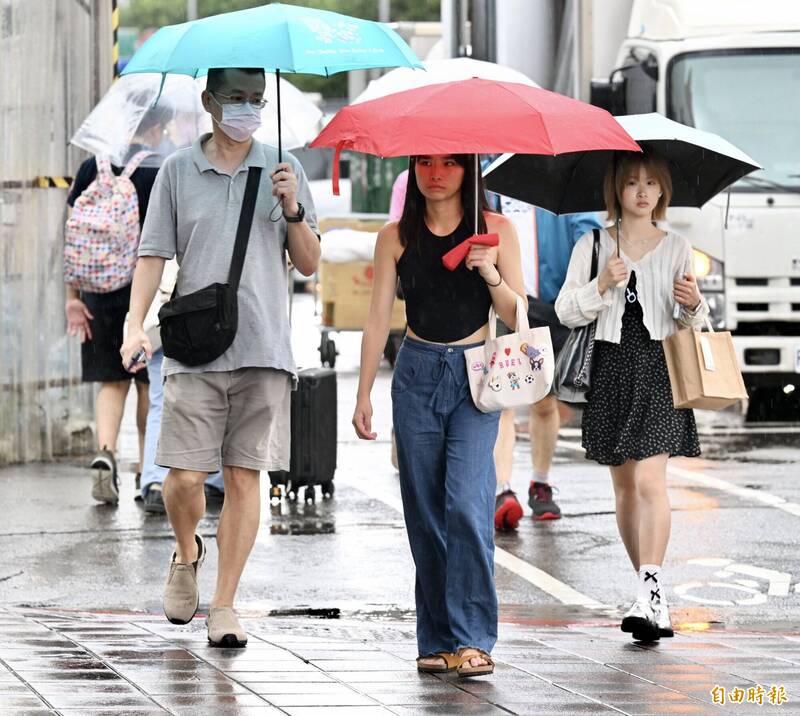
[0,0,112,464]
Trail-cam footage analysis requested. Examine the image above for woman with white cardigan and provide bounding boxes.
[555,151,709,643]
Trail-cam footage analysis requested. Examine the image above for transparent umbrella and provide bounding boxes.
[70,74,205,167]
[70,73,323,167]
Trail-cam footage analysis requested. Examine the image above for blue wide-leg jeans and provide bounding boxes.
[391,337,500,656]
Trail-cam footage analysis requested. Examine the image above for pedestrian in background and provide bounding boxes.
[120,67,320,648]
[353,153,526,677]
[555,151,707,642]
[493,198,601,529]
[136,259,224,514]
[65,111,167,505]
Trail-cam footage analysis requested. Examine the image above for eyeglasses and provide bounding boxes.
[211,91,267,109]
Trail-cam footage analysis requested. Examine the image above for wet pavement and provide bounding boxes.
[2,292,800,714]
[2,608,800,715]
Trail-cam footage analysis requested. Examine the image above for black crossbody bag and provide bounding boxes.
[158,167,262,367]
[553,228,600,404]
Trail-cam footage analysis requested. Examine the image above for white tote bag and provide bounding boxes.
[465,296,554,413]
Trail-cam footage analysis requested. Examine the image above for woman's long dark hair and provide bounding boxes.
[398,154,491,251]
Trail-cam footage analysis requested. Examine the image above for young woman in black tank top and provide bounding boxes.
[353,155,526,677]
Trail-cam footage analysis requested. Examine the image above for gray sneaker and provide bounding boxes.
[163,534,205,625]
[528,481,561,521]
[143,485,167,515]
[90,448,119,505]
[207,606,248,648]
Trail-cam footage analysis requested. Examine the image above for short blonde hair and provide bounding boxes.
[604,152,673,221]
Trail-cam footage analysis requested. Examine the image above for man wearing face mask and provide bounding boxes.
[120,67,320,647]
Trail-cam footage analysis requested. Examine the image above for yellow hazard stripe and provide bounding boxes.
[112,1,120,77]
[34,176,73,189]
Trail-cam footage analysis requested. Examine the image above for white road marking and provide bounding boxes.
[557,439,800,519]
[558,425,800,438]
[674,581,768,607]
[695,425,800,435]
[342,474,607,610]
[693,560,793,597]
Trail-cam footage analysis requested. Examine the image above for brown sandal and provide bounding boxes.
[416,651,460,673]
[456,647,495,678]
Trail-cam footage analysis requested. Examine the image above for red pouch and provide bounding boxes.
[441,233,499,271]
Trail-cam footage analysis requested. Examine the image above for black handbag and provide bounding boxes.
[158,166,262,367]
[553,228,600,404]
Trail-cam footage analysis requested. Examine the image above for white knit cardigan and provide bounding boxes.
[555,229,709,343]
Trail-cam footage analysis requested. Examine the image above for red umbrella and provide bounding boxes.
[312,77,639,187]
[311,78,639,267]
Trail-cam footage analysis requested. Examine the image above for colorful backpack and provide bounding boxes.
[63,151,150,293]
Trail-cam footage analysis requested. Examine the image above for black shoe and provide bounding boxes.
[134,472,143,502]
[528,481,561,521]
[90,447,119,505]
[143,485,167,514]
[204,484,225,507]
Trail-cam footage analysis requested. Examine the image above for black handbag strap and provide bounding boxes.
[590,228,600,281]
[228,166,263,291]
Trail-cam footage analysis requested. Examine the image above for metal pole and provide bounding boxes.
[471,0,496,62]
[187,0,198,21]
[276,69,283,163]
[379,0,391,23]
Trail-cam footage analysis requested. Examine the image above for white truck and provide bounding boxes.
[589,0,800,418]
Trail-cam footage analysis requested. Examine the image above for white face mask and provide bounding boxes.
[210,94,262,142]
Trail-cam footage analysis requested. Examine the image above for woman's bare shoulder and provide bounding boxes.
[376,221,404,260]
[485,211,512,232]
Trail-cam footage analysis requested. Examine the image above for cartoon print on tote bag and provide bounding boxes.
[465,296,554,412]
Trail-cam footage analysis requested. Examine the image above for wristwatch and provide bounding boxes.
[283,202,305,223]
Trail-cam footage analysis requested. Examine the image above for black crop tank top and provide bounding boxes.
[396,216,492,343]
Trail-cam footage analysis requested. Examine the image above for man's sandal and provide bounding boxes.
[456,647,495,678]
[416,652,460,673]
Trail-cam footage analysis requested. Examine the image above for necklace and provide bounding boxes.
[620,232,657,246]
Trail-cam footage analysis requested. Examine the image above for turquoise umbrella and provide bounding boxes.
[122,2,422,159]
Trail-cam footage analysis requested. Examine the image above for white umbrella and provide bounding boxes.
[352,57,538,104]
[71,73,323,167]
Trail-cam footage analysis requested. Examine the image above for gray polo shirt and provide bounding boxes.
[138,134,318,378]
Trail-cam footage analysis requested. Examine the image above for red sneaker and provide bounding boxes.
[494,490,524,530]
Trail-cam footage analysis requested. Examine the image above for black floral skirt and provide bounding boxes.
[582,272,700,466]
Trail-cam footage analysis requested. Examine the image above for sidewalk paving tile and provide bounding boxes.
[3,609,800,713]
[281,708,393,716]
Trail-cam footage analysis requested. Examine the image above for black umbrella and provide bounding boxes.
[484,113,761,215]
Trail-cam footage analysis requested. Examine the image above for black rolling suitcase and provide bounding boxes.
[269,367,337,504]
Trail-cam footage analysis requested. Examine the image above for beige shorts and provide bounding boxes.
[157,368,291,473]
